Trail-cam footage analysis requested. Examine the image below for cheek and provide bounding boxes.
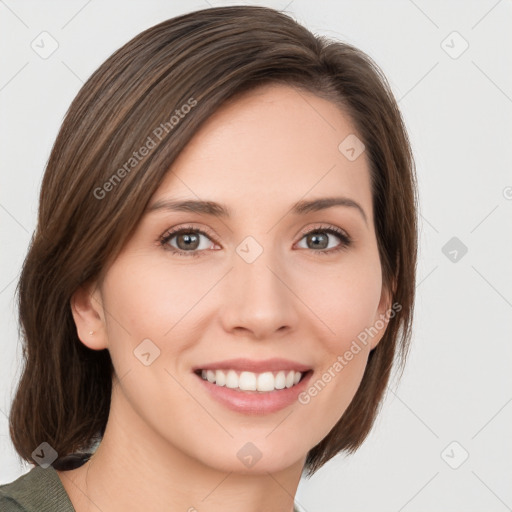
[293,250,383,350]
[102,256,210,337]
[289,253,382,433]
[295,349,370,451]
[99,255,223,378]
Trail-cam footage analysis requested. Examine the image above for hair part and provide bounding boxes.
[9,5,418,477]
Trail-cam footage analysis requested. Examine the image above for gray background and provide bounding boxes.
[1,1,511,511]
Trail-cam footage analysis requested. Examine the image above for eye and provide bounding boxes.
[159,223,352,258]
[159,225,218,258]
[295,224,352,255]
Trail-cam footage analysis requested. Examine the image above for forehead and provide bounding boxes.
[153,83,373,223]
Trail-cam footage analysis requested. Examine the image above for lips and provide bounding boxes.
[192,357,311,373]
[192,357,314,414]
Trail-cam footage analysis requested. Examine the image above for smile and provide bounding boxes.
[197,369,305,392]
[192,357,313,414]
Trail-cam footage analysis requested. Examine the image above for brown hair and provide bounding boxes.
[9,5,418,477]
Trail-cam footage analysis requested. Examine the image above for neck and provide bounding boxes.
[57,383,305,512]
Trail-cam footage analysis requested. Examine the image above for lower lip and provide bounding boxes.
[195,371,313,415]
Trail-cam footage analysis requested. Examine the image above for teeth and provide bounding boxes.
[200,369,304,392]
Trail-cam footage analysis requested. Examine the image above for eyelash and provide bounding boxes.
[158,223,352,258]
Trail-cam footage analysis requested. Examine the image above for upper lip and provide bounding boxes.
[193,358,312,373]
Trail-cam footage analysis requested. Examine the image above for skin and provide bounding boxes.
[57,83,391,512]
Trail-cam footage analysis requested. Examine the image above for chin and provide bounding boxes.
[195,441,308,476]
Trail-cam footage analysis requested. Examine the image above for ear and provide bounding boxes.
[70,280,108,350]
[369,282,393,351]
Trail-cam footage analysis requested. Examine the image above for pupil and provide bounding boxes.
[179,233,199,250]
[310,233,327,249]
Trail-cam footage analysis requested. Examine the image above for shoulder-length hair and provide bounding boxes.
[9,5,418,477]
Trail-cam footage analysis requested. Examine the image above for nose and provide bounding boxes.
[219,246,299,340]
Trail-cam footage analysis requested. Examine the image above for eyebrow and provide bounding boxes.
[146,196,368,225]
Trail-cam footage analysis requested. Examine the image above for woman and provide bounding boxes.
[0,5,417,511]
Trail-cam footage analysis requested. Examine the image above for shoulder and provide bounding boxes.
[0,493,24,511]
[0,467,37,511]
[0,465,75,511]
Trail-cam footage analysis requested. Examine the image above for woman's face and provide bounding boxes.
[81,83,391,474]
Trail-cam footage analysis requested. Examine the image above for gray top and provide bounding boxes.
[0,466,75,512]
[0,465,306,511]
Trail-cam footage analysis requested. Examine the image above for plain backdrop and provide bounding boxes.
[1,1,511,511]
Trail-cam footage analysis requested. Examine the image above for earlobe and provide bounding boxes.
[70,281,108,350]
